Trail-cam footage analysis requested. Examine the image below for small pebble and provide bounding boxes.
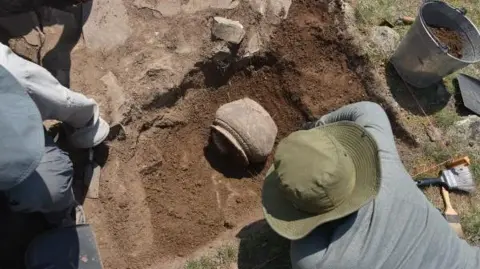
[224,220,235,229]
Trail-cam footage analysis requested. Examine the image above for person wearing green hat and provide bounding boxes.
[262,101,480,269]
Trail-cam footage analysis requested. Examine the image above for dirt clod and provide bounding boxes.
[428,26,464,58]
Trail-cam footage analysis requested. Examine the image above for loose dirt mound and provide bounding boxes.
[84,1,369,268]
[428,26,464,58]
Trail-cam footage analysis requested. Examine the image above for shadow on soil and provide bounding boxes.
[0,195,48,269]
[237,220,291,269]
[204,141,265,179]
[451,78,477,117]
[0,2,92,87]
[385,63,450,115]
[236,214,360,269]
[0,123,108,269]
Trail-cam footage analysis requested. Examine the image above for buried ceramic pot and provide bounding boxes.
[211,98,278,165]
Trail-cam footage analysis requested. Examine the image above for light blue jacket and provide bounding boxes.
[0,65,44,190]
[291,102,480,269]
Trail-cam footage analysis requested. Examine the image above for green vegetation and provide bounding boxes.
[463,210,480,245]
[356,0,480,244]
[356,0,480,29]
[185,245,237,269]
[184,223,291,269]
[433,108,462,130]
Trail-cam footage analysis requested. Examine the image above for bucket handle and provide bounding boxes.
[421,0,467,15]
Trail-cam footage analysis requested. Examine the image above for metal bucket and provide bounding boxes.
[391,1,480,88]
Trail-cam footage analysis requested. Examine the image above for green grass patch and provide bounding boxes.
[356,0,480,246]
[356,0,480,27]
[237,222,291,269]
[463,210,480,245]
[433,108,462,130]
[185,245,237,269]
[470,161,480,183]
[355,0,419,26]
[356,0,480,70]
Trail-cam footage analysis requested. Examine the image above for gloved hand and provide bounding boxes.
[301,119,324,130]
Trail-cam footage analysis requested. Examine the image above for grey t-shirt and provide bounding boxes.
[291,102,480,269]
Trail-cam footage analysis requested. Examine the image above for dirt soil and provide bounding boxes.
[428,26,464,58]
[0,0,372,268]
[86,2,368,268]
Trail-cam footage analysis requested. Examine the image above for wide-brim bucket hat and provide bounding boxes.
[262,122,381,240]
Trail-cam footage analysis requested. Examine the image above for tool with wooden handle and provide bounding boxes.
[416,164,476,193]
[441,187,465,238]
[446,156,471,169]
[397,16,415,25]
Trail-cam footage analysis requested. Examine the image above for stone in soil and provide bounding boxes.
[428,26,464,58]
[100,71,129,124]
[212,17,246,44]
[53,1,370,269]
[82,0,131,50]
[0,12,41,63]
[249,0,292,20]
[448,115,480,144]
[369,26,400,56]
[239,29,264,58]
[133,0,239,16]
[99,0,368,266]
[426,125,443,142]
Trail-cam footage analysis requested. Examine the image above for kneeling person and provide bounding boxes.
[262,102,480,269]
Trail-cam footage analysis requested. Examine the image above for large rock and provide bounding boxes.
[212,17,245,44]
[0,12,41,62]
[183,0,239,13]
[211,42,231,62]
[82,0,131,50]
[369,26,400,56]
[448,116,480,143]
[133,0,239,17]
[269,0,291,19]
[249,0,266,15]
[133,0,181,16]
[239,29,264,58]
[249,0,292,20]
[100,71,130,124]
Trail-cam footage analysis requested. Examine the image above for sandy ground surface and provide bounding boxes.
[0,0,393,268]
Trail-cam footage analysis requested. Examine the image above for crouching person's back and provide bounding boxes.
[261,101,480,269]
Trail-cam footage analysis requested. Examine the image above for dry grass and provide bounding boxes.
[356,0,480,243]
[355,0,480,29]
[184,221,291,269]
[185,245,238,269]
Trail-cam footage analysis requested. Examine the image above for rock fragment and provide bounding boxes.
[212,17,245,44]
[100,71,130,124]
[82,0,131,50]
[248,0,292,19]
[211,42,232,62]
[426,125,443,142]
[369,26,400,55]
[239,30,263,58]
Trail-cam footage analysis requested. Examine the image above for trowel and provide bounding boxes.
[457,74,480,115]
